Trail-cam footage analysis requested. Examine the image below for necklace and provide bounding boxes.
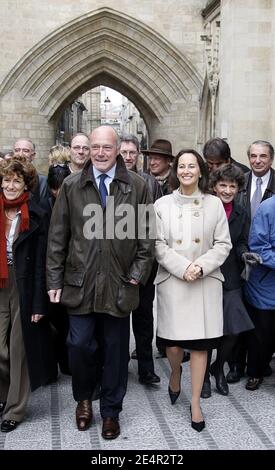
[4,210,17,221]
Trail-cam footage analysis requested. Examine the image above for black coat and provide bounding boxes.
[235,168,275,221]
[221,202,249,291]
[13,199,57,391]
[230,157,250,174]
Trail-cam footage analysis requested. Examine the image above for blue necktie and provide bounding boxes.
[99,174,108,208]
[251,177,262,219]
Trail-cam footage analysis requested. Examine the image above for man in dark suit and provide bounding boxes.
[227,140,275,385]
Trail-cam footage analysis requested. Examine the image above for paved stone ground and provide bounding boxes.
[1,348,275,451]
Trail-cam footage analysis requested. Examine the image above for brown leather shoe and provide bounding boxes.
[102,417,120,440]
[75,400,92,431]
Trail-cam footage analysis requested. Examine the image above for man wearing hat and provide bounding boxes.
[143,139,174,195]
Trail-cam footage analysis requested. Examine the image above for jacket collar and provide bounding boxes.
[244,168,275,193]
[80,154,131,188]
[228,201,243,223]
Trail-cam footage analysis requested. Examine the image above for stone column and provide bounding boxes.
[219,0,273,163]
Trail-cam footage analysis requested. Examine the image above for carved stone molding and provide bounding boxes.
[201,19,220,98]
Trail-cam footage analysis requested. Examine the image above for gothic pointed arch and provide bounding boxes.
[0,7,202,125]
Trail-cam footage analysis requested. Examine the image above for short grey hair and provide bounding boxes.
[247,140,274,160]
[120,134,140,152]
[14,137,35,152]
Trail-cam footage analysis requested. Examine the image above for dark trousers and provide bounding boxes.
[132,269,156,377]
[246,303,275,378]
[49,303,70,372]
[227,331,248,372]
[67,312,130,418]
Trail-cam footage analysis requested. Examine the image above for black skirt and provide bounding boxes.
[223,288,254,336]
[156,336,221,351]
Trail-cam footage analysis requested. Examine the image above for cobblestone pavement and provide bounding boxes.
[1,350,275,452]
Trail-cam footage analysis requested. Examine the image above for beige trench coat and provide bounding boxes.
[154,190,232,341]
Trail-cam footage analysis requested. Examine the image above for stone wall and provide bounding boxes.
[0,0,206,170]
[219,0,274,163]
[1,0,274,170]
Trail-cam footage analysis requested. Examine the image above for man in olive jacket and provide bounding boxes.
[47,125,154,439]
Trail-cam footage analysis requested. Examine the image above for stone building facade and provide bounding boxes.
[0,0,274,171]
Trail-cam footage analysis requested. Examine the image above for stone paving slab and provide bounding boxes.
[1,355,275,451]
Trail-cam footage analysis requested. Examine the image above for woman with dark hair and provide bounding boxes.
[201,164,255,398]
[154,149,231,431]
[0,157,56,432]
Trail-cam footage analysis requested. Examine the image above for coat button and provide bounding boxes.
[194,238,200,243]
[194,199,200,205]
[176,240,182,244]
[193,211,200,217]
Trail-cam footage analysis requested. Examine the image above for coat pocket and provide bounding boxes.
[116,279,140,314]
[60,270,85,308]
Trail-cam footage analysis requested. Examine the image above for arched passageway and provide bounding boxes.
[0,7,202,166]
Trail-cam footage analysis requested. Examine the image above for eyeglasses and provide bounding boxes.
[71,146,90,152]
[121,150,138,157]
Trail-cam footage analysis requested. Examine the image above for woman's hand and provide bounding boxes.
[184,263,202,282]
[31,314,44,323]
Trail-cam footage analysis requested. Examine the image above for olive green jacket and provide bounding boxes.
[46,156,155,317]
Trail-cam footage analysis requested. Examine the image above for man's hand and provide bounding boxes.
[31,314,44,323]
[184,263,202,282]
[129,279,139,285]
[48,289,62,303]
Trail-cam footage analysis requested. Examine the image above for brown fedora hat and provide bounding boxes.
[142,139,174,158]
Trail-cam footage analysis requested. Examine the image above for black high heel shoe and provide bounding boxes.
[168,366,182,405]
[190,405,205,432]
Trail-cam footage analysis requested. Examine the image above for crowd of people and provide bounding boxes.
[0,128,274,438]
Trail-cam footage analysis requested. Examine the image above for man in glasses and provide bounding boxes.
[69,133,90,173]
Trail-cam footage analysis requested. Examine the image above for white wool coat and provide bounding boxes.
[154,190,232,341]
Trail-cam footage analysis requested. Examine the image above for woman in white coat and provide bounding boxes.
[154,149,231,431]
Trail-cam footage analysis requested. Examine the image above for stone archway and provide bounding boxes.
[0,7,203,168]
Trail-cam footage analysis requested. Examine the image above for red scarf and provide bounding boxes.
[0,192,29,287]
[223,201,233,220]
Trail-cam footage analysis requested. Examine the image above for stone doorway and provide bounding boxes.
[0,7,202,170]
